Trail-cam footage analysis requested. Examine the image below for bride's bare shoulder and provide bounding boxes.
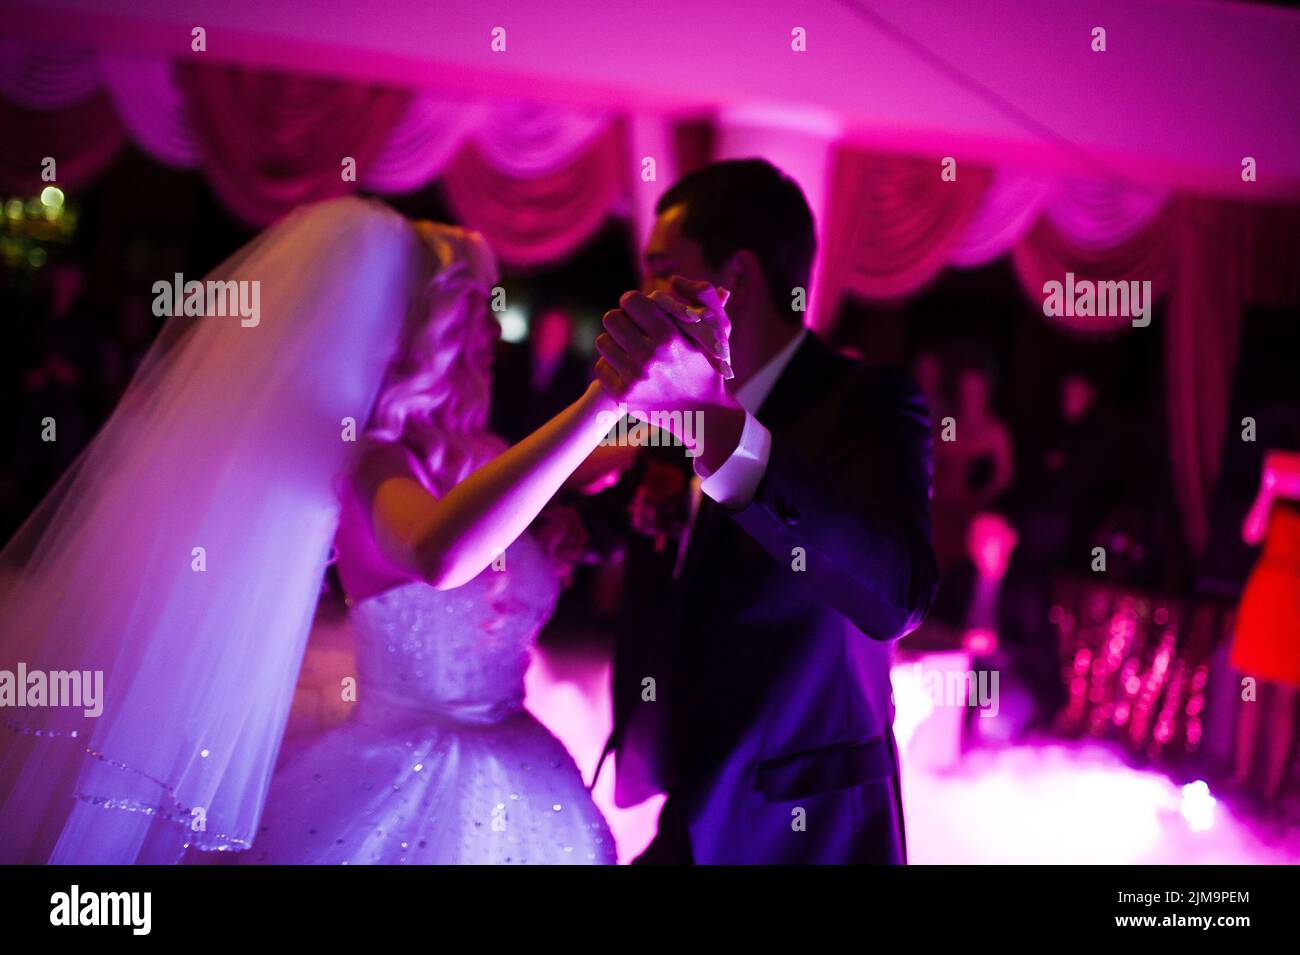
[349,438,435,501]
[335,439,439,599]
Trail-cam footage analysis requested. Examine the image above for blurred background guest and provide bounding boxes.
[1229,445,1300,806]
[932,362,1014,576]
[926,359,1014,648]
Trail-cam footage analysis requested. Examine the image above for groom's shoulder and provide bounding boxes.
[831,353,928,421]
[805,338,913,392]
[786,336,927,429]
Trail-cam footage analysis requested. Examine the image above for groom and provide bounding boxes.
[592,159,939,864]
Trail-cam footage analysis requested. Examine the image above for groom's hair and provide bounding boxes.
[657,158,815,323]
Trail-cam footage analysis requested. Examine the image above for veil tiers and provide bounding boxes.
[0,197,466,863]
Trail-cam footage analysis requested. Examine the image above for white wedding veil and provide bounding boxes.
[0,196,495,863]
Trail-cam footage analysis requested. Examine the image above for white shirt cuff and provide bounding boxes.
[696,410,771,510]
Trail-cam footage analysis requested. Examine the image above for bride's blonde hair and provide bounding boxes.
[365,224,503,495]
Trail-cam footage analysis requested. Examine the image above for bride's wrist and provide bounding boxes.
[586,377,621,415]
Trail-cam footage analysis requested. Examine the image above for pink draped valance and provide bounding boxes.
[0,42,624,265]
[1011,208,1173,338]
[176,64,414,227]
[443,119,628,267]
[0,91,125,194]
[816,150,992,313]
[814,145,1173,331]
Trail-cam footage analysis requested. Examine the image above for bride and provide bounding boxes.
[0,196,727,864]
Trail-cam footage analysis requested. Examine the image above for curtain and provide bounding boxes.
[175,64,413,227]
[0,92,125,195]
[1166,199,1261,556]
[1011,207,1172,338]
[814,149,991,329]
[0,43,625,264]
[442,119,628,267]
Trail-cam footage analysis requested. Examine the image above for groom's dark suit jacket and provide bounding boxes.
[607,333,938,864]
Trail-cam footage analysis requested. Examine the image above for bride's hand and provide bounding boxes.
[647,276,733,379]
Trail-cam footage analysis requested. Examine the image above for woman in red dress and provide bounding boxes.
[1230,449,1300,804]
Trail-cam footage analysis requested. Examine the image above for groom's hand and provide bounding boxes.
[648,277,733,379]
[594,290,732,429]
[594,277,731,399]
[595,278,746,467]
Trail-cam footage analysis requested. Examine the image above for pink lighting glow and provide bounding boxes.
[2,0,1297,872]
[902,745,1297,865]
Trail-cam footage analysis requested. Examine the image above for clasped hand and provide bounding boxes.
[594,277,733,437]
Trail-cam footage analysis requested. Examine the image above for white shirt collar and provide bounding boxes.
[733,328,809,415]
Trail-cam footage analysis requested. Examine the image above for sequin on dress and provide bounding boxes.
[241,533,614,864]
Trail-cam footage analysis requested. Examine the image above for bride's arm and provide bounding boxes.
[365,380,619,589]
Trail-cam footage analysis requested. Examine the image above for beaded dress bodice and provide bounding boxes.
[349,533,559,726]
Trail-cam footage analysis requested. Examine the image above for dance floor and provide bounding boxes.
[290,620,1299,864]
[902,744,1300,865]
[524,642,1300,865]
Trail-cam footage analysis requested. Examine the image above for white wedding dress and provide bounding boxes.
[0,197,613,864]
[240,530,615,865]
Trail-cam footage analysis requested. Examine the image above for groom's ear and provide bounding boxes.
[722,249,762,304]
